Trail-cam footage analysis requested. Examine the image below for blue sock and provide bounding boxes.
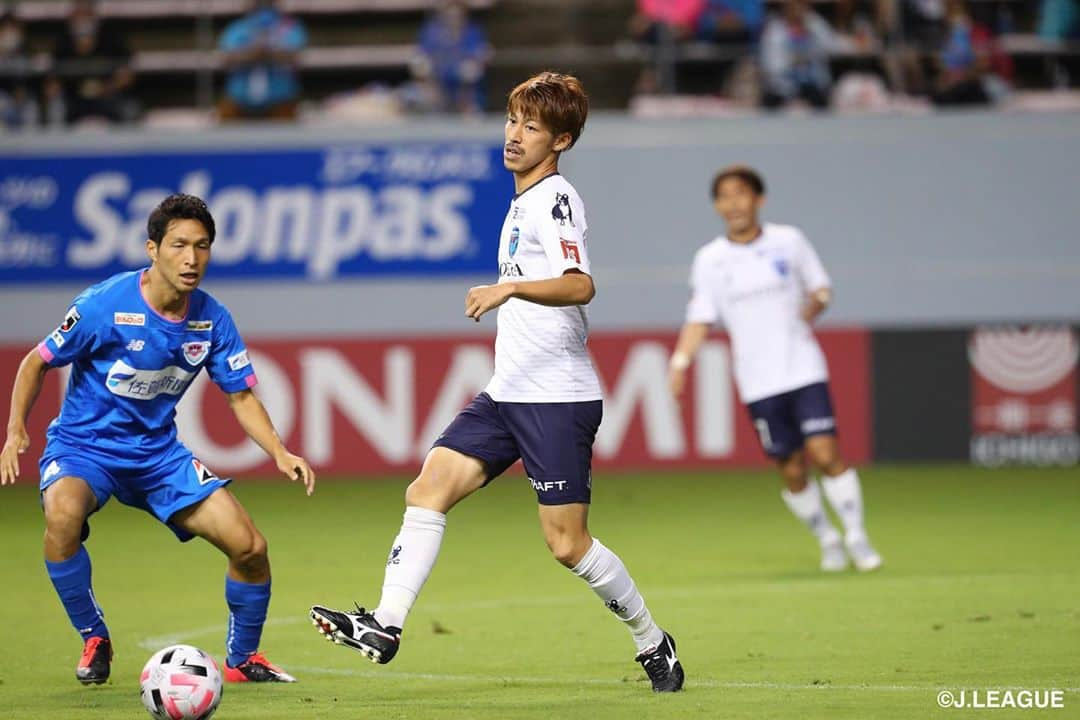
[225,576,271,668]
[46,545,108,641]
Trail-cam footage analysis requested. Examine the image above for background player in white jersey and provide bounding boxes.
[1,194,315,685]
[311,71,684,693]
[668,165,882,573]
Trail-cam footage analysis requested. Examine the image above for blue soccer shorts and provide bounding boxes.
[38,439,230,542]
[745,381,839,460]
[432,392,603,505]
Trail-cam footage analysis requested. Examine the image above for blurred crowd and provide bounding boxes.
[628,0,1079,110]
[0,0,491,129]
[1,0,1077,128]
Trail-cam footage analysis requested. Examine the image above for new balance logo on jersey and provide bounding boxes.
[126,339,145,352]
[530,478,567,492]
[552,193,574,226]
[387,545,402,566]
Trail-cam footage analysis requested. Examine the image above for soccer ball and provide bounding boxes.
[139,644,223,720]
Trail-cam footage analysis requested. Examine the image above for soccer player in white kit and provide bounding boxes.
[311,72,684,693]
[669,165,882,572]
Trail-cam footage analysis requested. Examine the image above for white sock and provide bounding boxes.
[571,538,664,653]
[821,468,867,543]
[373,506,446,630]
[781,481,842,546]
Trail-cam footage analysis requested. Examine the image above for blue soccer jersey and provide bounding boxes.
[38,269,256,458]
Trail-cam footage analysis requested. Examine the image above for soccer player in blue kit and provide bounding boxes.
[0,194,315,685]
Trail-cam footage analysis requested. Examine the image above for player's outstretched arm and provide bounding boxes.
[1,348,51,485]
[225,389,316,495]
[668,322,711,400]
[465,270,594,321]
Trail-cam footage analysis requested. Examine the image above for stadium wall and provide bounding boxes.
[2,113,1077,471]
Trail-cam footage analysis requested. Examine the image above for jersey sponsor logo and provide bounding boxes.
[499,261,524,278]
[227,350,251,371]
[187,320,213,331]
[43,460,63,482]
[126,339,145,352]
[59,306,81,332]
[508,226,520,257]
[191,459,219,485]
[105,359,194,400]
[182,341,211,366]
[552,193,574,226]
[50,330,65,348]
[560,239,580,264]
[114,312,146,326]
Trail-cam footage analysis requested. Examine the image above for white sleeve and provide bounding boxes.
[685,252,720,325]
[537,188,590,277]
[794,230,831,292]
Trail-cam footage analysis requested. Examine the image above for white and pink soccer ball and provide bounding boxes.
[139,644,223,720]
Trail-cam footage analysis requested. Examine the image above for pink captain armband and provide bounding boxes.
[37,342,55,363]
[245,374,259,388]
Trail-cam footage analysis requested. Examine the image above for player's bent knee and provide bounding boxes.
[230,531,269,574]
[544,531,591,568]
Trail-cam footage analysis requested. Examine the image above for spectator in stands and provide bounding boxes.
[218,0,307,122]
[760,0,836,109]
[697,0,764,45]
[0,9,38,128]
[931,0,1010,106]
[1038,0,1080,40]
[630,0,707,43]
[411,0,492,114]
[46,0,136,126]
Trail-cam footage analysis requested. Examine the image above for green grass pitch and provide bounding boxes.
[0,465,1077,719]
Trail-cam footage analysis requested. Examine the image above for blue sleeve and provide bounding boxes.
[418,20,438,55]
[38,296,102,367]
[205,307,257,393]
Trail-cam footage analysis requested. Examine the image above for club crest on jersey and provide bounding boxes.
[772,257,790,278]
[182,341,211,366]
[509,226,520,257]
[59,306,81,332]
[191,459,218,485]
[552,193,574,226]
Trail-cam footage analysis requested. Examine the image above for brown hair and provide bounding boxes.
[711,165,766,199]
[507,71,589,149]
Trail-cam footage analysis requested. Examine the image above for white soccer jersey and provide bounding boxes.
[686,223,832,403]
[483,174,603,403]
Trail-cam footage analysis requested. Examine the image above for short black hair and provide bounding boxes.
[711,165,766,199]
[147,193,216,245]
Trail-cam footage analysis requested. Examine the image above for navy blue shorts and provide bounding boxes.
[432,392,603,505]
[39,438,230,542]
[745,382,838,460]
